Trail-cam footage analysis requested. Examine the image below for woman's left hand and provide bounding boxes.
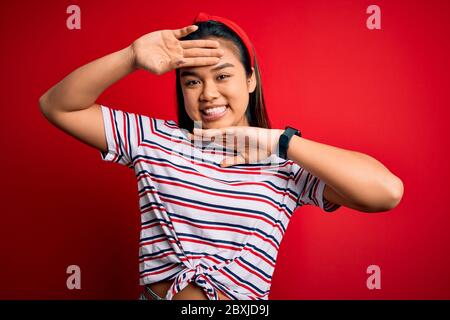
[190,127,283,167]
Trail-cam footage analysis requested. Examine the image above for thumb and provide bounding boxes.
[173,25,198,39]
[220,155,246,168]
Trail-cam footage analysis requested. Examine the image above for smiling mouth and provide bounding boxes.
[200,105,229,121]
[201,105,228,115]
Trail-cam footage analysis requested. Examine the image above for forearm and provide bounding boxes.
[287,136,403,209]
[39,45,136,113]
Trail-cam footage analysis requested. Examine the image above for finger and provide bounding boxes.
[183,48,224,58]
[173,25,198,39]
[179,57,221,68]
[203,129,231,150]
[193,128,226,146]
[194,128,224,137]
[220,155,245,168]
[244,135,250,162]
[180,39,221,49]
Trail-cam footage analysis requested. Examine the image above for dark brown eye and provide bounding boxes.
[185,80,199,86]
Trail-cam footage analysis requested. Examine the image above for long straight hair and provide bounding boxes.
[175,20,271,133]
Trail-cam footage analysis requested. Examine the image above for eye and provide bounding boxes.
[185,80,199,87]
[217,74,230,80]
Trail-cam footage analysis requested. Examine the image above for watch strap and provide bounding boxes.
[278,126,301,160]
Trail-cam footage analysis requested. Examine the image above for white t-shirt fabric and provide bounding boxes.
[99,104,341,300]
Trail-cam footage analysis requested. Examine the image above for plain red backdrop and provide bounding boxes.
[1,0,449,299]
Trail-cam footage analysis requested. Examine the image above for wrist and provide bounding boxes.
[125,44,138,72]
[286,135,301,160]
[272,129,284,156]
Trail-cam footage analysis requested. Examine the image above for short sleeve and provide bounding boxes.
[292,164,341,213]
[99,104,142,168]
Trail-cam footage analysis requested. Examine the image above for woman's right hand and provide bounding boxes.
[131,25,224,75]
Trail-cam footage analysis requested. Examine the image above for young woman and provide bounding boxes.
[39,12,404,300]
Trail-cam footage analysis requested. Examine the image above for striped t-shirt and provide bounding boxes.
[99,104,341,300]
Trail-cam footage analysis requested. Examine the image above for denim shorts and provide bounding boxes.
[139,285,166,300]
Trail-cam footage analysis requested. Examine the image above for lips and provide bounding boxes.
[200,105,229,121]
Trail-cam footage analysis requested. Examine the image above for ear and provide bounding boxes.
[247,67,257,93]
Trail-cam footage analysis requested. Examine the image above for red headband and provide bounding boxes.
[193,12,255,70]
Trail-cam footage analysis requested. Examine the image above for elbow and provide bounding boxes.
[38,93,48,112]
[369,175,404,213]
[386,176,404,210]
[359,176,404,213]
[38,92,53,119]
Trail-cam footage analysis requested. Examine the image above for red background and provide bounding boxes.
[1,0,449,299]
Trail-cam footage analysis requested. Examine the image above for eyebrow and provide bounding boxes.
[180,63,235,78]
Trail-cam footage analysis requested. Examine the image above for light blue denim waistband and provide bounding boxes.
[139,285,166,300]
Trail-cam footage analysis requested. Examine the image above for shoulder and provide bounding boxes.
[100,105,177,130]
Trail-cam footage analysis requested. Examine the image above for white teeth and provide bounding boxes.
[203,105,227,115]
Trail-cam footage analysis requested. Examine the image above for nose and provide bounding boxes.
[200,80,220,101]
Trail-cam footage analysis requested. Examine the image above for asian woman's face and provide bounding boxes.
[180,38,256,129]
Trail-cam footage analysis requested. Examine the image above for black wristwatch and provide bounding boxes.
[278,126,301,160]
